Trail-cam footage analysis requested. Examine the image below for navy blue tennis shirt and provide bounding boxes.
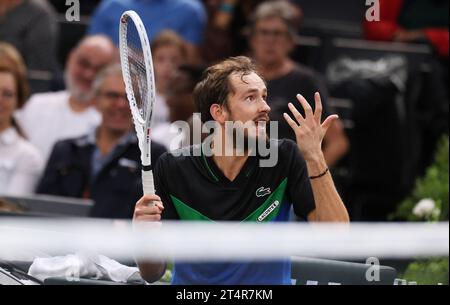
[155,139,316,284]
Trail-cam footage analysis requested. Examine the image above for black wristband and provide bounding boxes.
[309,167,329,180]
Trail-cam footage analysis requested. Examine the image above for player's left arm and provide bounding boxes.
[284,92,350,222]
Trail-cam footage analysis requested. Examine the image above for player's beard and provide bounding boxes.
[225,119,269,156]
[64,71,94,103]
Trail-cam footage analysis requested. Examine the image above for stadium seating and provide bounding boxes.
[1,256,398,285]
[291,256,397,285]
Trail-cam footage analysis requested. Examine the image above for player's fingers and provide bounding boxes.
[322,114,339,134]
[283,113,299,130]
[313,92,323,123]
[287,102,306,125]
[296,94,314,119]
[134,214,162,222]
[135,205,163,217]
[136,194,162,207]
[154,201,164,211]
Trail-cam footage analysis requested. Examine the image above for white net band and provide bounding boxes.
[0,218,447,262]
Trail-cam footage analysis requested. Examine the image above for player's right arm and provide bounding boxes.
[133,194,167,283]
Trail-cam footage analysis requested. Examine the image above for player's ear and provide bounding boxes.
[210,103,227,124]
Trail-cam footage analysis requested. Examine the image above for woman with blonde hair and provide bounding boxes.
[0,43,43,195]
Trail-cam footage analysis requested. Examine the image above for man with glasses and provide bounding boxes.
[16,35,116,163]
[36,64,166,219]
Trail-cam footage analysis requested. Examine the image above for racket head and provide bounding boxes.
[119,10,156,166]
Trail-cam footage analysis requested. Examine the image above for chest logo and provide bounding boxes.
[258,200,280,222]
[256,186,271,198]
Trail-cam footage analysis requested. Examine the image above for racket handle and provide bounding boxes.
[142,169,155,195]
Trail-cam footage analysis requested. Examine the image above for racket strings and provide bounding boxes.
[126,21,149,122]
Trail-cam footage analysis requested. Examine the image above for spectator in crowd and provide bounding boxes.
[363,0,449,59]
[248,1,349,167]
[200,0,239,64]
[36,64,166,219]
[364,0,448,185]
[166,65,203,124]
[151,30,188,128]
[200,0,302,65]
[89,0,206,63]
[16,35,116,162]
[0,43,43,195]
[0,0,59,73]
[153,64,204,149]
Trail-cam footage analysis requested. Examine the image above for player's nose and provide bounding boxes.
[260,99,271,113]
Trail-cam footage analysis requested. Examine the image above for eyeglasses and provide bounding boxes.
[253,28,290,39]
[98,91,128,102]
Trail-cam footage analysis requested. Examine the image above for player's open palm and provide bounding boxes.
[283,92,338,161]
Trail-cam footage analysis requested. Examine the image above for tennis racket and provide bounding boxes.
[119,10,156,196]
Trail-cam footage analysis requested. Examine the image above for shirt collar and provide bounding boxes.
[200,141,259,183]
[0,127,20,146]
[74,127,137,147]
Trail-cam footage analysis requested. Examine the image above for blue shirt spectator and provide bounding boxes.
[89,0,207,46]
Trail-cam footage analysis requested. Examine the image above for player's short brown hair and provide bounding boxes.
[193,56,262,122]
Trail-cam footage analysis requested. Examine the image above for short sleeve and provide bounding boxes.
[154,153,179,220]
[8,141,44,195]
[283,140,316,220]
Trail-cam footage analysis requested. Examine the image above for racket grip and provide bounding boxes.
[142,169,155,195]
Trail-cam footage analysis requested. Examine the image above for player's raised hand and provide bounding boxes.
[283,92,338,161]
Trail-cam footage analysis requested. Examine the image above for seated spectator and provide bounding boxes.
[36,64,166,219]
[166,65,203,123]
[153,65,204,149]
[0,42,27,75]
[89,0,206,63]
[200,0,239,64]
[16,35,116,162]
[0,44,43,195]
[151,30,188,128]
[0,0,59,73]
[363,0,449,59]
[200,0,303,65]
[248,1,349,167]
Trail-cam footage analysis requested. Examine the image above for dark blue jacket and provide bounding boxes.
[36,132,166,219]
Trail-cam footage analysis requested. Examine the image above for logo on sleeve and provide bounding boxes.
[256,186,271,198]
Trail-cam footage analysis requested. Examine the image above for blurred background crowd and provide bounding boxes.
[0,0,448,222]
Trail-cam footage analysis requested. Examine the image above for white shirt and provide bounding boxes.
[152,122,181,151]
[15,91,101,162]
[0,127,44,196]
[152,93,169,129]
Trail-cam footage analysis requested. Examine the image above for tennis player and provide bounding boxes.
[134,56,349,284]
